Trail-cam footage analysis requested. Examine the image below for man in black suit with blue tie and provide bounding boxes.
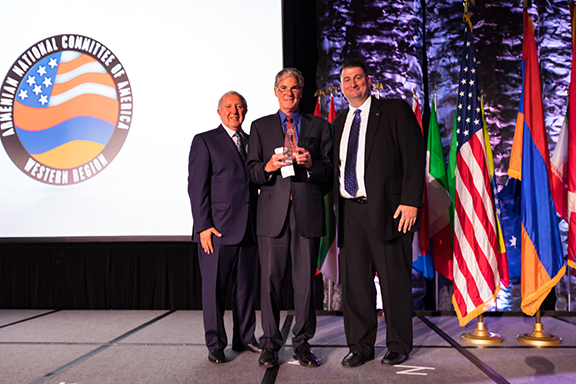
[188,91,261,364]
[333,59,425,367]
[246,68,332,368]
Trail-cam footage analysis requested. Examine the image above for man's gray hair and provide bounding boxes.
[274,68,304,89]
[217,91,247,111]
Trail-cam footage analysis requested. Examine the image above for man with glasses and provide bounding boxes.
[246,68,332,368]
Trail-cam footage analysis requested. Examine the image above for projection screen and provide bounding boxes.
[0,0,282,241]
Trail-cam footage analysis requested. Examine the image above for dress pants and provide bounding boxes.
[339,198,413,357]
[198,229,258,351]
[258,201,319,351]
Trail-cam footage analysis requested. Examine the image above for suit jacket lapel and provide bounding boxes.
[215,125,245,172]
[334,108,348,165]
[365,97,382,167]
[298,113,311,149]
[273,113,285,148]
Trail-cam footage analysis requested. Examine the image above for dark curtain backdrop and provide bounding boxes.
[0,242,323,310]
[0,243,203,309]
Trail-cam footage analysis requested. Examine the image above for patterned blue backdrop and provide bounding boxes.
[316,0,574,310]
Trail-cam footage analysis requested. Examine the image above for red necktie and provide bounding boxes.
[284,116,297,157]
[284,116,297,200]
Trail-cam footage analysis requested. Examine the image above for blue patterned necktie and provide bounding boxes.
[234,132,246,162]
[344,109,361,196]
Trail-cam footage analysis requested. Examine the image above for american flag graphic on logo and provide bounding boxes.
[15,51,117,169]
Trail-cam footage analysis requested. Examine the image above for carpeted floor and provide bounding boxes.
[0,310,574,383]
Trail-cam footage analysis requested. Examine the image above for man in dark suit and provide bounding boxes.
[246,68,332,368]
[188,91,261,364]
[333,59,425,367]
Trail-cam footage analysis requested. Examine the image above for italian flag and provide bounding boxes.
[427,95,453,280]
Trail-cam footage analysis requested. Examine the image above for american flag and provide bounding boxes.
[452,23,501,326]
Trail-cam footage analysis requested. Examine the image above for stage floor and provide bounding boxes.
[0,310,575,384]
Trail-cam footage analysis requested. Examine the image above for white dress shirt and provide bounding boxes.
[339,96,371,199]
[222,124,247,154]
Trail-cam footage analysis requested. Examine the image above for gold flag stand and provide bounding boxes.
[517,309,562,346]
[460,314,503,345]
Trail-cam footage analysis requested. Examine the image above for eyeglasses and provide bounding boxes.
[277,86,302,94]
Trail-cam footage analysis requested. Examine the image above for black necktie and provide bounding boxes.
[234,132,246,162]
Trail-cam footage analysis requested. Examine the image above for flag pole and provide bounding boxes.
[517,309,562,346]
[461,313,503,344]
[432,86,440,312]
[328,280,332,311]
[569,266,572,312]
[372,82,383,99]
[435,272,439,311]
[514,0,563,347]
[455,0,502,344]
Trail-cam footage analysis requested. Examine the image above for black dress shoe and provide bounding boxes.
[258,348,279,368]
[292,343,320,367]
[381,350,408,365]
[208,349,225,364]
[232,342,262,353]
[341,351,373,368]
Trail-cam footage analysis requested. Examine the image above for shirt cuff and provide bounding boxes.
[263,165,273,181]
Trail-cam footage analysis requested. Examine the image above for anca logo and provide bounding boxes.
[0,35,132,185]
